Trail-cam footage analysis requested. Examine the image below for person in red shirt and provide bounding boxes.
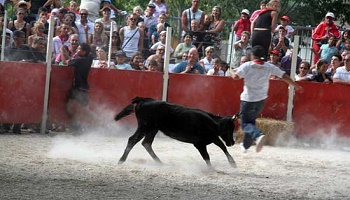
[232,9,251,41]
[311,12,340,64]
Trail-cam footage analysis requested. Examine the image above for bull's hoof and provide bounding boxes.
[230,162,237,168]
[118,160,125,165]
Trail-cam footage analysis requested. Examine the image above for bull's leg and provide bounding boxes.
[141,129,162,163]
[193,144,212,167]
[212,138,236,168]
[119,128,145,164]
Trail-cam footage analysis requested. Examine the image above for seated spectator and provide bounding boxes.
[149,30,173,55]
[220,60,231,76]
[268,49,281,68]
[274,16,295,39]
[150,23,164,47]
[173,47,204,74]
[28,22,47,46]
[312,36,338,64]
[145,45,165,69]
[280,46,302,76]
[341,39,350,56]
[333,53,350,85]
[148,13,171,41]
[147,59,158,71]
[189,19,205,57]
[326,54,342,79]
[181,51,189,61]
[311,59,328,75]
[114,50,133,70]
[295,61,313,81]
[312,59,332,83]
[240,55,250,65]
[22,36,46,63]
[199,46,214,72]
[55,34,79,65]
[129,51,146,70]
[207,58,224,76]
[230,31,251,69]
[173,33,195,59]
[91,46,115,68]
[133,6,144,23]
[272,26,289,60]
[232,9,251,41]
[89,21,108,50]
[4,30,30,61]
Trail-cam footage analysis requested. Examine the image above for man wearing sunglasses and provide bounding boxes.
[75,9,94,43]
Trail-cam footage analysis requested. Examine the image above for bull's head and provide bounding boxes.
[218,116,238,147]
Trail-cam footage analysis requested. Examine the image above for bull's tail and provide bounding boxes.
[115,97,156,121]
[115,104,134,121]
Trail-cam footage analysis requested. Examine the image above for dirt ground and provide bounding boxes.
[1,125,350,200]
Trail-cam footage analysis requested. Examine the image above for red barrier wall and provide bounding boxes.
[1,61,350,138]
[0,62,45,123]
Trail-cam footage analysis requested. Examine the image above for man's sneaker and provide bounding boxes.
[256,134,267,153]
[240,143,247,153]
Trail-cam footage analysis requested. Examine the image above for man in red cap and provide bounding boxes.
[312,12,340,64]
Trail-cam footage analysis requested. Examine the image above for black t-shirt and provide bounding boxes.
[68,56,93,90]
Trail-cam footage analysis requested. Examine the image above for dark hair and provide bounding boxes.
[38,7,48,15]
[300,61,310,70]
[13,30,25,38]
[252,45,266,60]
[316,59,328,70]
[183,32,192,39]
[261,0,269,5]
[333,54,342,62]
[79,43,91,56]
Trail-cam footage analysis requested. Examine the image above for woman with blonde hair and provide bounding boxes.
[205,6,225,59]
[28,22,48,46]
[89,21,108,50]
[199,46,215,72]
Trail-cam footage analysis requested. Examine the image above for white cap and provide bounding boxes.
[325,12,335,19]
[241,9,250,16]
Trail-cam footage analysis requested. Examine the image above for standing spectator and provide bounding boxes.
[268,49,281,68]
[100,0,117,20]
[89,21,108,50]
[250,0,268,22]
[206,6,225,58]
[272,26,289,59]
[333,54,350,85]
[174,33,195,59]
[230,45,302,153]
[95,6,118,34]
[280,46,302,76]
[28,22,47,46]
[173,47,204,74]
[80,0,121,22]
[149,31,173,55]
[232,9,251,41]
[275,16,294,39]
[251,0,280,60]
[150,0,169,18]
[311,12,340,64]
[133,6,145,23]
[150,23,164,47]
[312,36,338,64]
[181,0,205,39]
[52,23,71,58]
[336,30,350,52]
[119,13,144,60]
[190,19,205,57]
[8,8,31,43]
[76,9,94,44]
[28,0,47,20]
[143,3,158,31]
[230,31,252,69]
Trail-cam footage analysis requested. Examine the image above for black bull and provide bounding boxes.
[115,97,238,168]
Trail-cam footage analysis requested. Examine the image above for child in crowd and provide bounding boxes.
[151,23,165,47]
[313,36,338,64]
[275,16,295,39]
[206,58,224,76]
[114,50,133,70]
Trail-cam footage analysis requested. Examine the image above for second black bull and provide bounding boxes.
[115,97,238,167]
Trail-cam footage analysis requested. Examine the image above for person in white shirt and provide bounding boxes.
[230,45,302,153]
[333,53,350,84]
[75,9,94,44]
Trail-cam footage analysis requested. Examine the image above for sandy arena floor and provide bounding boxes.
[1,125,350,200]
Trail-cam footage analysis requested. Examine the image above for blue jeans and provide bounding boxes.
[240,99,266,149]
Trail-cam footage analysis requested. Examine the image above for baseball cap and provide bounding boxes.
[148,3,156,8]
[325,12,335,19]
[241,9,250,16]
[101,6,111,11]
[116,50,126,57]
[252,45,265,58]
[281,16,290,22]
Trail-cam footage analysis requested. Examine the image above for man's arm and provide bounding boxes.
[333,78,350,85]
[281,73,303,92]
[229,68,241,80]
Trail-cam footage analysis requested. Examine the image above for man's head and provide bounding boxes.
[188,47,199,62]
[280,16,290,25]
[115,50,126,64]
[325,12,335,25]
[251,45,265,60]
[79,9,89,21]
[156,45,165,56]
[331,54,342,68]
[191,0,200,10]
[32,36,46,52]
[13,30,25,46]
[69,34,79,48]
[344,54,350,68]
[76,43,91,57]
